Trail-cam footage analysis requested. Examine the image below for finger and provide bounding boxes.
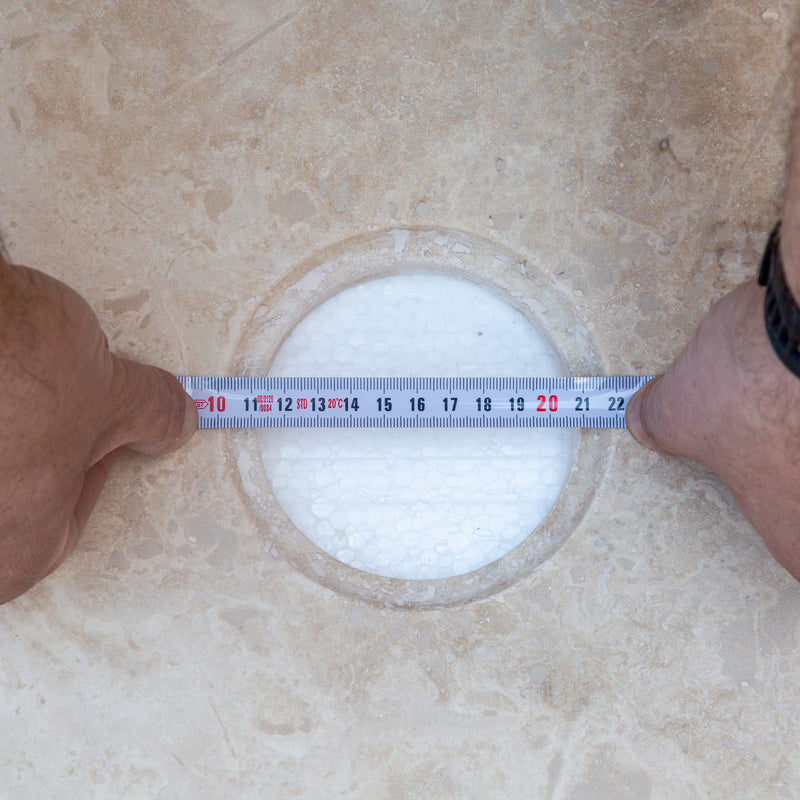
[100,355,198,458]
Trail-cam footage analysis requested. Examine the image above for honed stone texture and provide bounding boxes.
[1,2,799,797]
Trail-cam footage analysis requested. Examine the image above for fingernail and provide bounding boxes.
[625,386,647,447]
[179,390,199,446]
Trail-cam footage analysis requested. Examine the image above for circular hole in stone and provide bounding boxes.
[259,273,573,581]
[232,229,608,607]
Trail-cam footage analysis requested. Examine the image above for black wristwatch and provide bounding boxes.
[758,222,800,378]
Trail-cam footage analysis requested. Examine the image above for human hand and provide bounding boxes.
[0,255,197,604]
[626,278,800,581]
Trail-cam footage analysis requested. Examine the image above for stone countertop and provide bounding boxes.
[1,2,799,797]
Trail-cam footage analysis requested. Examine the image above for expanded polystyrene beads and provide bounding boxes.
[260,274,572,580]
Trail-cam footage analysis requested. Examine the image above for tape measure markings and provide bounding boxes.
[177,376,654,429]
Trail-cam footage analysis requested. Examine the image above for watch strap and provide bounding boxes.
[758,223,800,378]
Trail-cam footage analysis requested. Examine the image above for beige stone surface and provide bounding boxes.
[2,1,800,797]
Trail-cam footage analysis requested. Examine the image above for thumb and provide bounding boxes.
[100,355,198,457]
[626,375,679,456]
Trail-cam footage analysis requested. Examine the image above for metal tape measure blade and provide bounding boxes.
[177,376,654,429]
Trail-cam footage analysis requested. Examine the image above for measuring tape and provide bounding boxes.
[177,376,653,429]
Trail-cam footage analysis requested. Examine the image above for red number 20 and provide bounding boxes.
[536,394,558,412]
